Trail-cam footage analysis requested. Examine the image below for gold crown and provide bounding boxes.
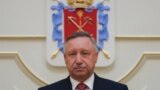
[67,0,93,8]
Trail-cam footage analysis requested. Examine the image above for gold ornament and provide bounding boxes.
[67,0,93,8]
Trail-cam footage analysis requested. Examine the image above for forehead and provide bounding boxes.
[64,37,94,51]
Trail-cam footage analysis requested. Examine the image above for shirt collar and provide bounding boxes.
[70,73,94,90]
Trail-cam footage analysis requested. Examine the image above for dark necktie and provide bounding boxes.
[77,82,87,90]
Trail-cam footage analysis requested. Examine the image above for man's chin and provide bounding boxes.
[74,71,86,76]
[73,73,87,80]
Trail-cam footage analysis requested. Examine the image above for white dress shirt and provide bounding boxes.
[70,73,94,90]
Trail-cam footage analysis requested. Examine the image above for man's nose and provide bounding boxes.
[75,53,83,64]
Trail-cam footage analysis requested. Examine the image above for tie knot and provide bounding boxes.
[77,82,87,90]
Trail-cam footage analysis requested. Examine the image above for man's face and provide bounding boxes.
[64,37,98,81]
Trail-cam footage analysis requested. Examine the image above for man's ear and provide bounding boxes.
[95,52,98,63]
[63,54,67,64]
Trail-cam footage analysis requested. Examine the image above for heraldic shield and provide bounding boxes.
[64,8,97,41]
[46,0,115,67]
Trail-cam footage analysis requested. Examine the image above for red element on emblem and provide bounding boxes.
[64,8,97,41]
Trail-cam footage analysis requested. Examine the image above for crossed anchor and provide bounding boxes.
[68,10,92,32]
[68,16,92,32]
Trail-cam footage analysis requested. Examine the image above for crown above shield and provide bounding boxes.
[67,0,93,8]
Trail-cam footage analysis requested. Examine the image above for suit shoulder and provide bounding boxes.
[38,78,69,90]
[99,77,123,85]
[95,76,128,90]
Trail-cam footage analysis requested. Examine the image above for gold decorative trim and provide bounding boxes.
[0,52,48,85]
[0,35,46,39]
[118,52,160,83]
[116,35,160,39]
[0,35,160,39]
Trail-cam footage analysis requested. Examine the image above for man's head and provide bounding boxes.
[64,31,98,82]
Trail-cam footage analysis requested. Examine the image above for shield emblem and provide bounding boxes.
[64,8,97,41]
[46,0,115,67]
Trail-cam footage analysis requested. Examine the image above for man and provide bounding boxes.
[38,31,128,90]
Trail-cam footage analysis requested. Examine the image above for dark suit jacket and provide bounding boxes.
[38,74,128,90]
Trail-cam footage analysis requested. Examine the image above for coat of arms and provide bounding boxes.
[46,0,115,67]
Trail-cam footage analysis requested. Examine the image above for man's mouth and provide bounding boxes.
[74,67,85,71]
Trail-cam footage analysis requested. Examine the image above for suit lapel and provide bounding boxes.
[93,74,100,90]
[64,76,72,90]
[93,74,107,90]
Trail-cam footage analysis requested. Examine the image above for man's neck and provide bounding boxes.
[71,73,94,82]
[70,73,95,90]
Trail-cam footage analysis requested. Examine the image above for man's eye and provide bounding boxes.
[82,52,89,56]
[68,53,76,56]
